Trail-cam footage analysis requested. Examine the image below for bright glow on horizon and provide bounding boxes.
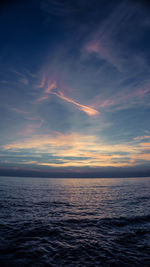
[2,132,150,168]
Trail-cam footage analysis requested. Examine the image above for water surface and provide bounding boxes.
[0,177,150,266]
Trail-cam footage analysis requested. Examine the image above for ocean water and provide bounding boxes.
[0,177,150,267]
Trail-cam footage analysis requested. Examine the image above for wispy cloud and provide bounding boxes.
[45,80,57,94]
[35,76,56,102]
[91,82,150,111]
[37,74,46,88]
[134,135,150,141]
[10,107,31,115]
[35,95,49,103]
[53,91,99,116]
[1,0,150,174]
[84,2,134,71]
[12,70,29,85]
[35,75,99,116]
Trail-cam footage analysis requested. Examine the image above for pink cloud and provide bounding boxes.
[44,80,57,94]
[35,95,49,103]
[134,87,150,97]
[10,108,31,115]
[86,39,114,67]
[84,3,135,70]
[86,41,100,53]
[92,83,150,111]
[37,75,46,88]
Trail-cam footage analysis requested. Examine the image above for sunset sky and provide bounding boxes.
[0,0,150,177]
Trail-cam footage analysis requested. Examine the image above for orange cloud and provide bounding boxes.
[35,75,99,116]
[131,153,150,161]
[140,142,150,149]
[34,161,133,168]
[45,81,56,94]
[53,91,99,116]
[2,132,150,168]
[35,79,56,103]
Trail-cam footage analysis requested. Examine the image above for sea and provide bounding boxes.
[0,176,150,266]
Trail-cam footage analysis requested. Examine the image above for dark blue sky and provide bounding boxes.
[0,0,150,177]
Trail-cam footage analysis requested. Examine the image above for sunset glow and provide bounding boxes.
[0,0,150,177]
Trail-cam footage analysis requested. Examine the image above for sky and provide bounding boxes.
[0,0,150,177]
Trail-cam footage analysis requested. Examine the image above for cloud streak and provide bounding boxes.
[35,75,99,116]
[10,108,31,115]
[91,83,150,111]
[53,91,99,116]
[84,2,134,71]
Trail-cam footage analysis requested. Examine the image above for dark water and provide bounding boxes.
[0,177,150,266]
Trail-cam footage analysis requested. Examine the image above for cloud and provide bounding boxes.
[10,107,31,115]
[2,132,150,168]
[53,91,99,116]
[37,75,46,88]
[91,82,150,111]
[1,0,150,174]
[84,2,134,71]
[35,95,49,103]
[140,142,150,148]
[35,76,57,102]
[12,70,29,85]
[45,81,57,94]
[130,153,150,162]
[35,74,99,116]
[134,135,150,141]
